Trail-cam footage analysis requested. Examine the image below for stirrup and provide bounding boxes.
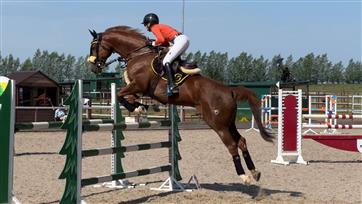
[166,86,173,96]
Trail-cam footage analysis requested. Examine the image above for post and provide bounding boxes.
[333,95,337,125]
[0,77,18,204]
[59,79,84,204]
[261,96,264,126]
[268,95,272,128]
[303,95,318,134]
[271,89,286,164]
[308,95,312,126]
[111,83,117,177]
[271,89,307,165]
[296,89,306,164]
[108,83,125,188]
[169,105,174,178]
[76,80,83,203]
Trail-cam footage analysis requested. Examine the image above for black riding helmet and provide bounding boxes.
[142,13,159,30]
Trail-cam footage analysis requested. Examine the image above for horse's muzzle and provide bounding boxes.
[90,63,103,74]
[88,56,104,74]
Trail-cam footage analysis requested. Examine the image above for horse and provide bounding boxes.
[87,26,274,184]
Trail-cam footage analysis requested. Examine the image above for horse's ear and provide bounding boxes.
[89,29,97,38]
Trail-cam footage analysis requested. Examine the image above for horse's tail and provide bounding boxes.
[232,87,274,143]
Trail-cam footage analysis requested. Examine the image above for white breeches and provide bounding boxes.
[162,34,189,66]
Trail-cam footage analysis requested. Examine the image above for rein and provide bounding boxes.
[124,45,154,61]
[103,45,154,69]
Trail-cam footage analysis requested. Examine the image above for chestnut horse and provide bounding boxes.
[87,26,273,184]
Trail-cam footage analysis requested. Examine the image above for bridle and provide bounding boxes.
[88,32,113,69]
[87,30,153,74]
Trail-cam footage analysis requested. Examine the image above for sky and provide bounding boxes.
[1,0,361,65]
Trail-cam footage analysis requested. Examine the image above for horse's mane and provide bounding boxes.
[105,26,147,41]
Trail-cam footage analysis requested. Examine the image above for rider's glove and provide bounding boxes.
[146,39,155,46]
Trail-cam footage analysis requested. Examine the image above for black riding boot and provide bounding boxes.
[164,63,179,96]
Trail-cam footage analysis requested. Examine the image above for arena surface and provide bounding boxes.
[14,129,362,204]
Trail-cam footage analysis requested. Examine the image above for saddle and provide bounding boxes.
[151,50,200,86]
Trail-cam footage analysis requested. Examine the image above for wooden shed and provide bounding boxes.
[7,71,60,122]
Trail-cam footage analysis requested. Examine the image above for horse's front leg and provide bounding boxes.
[117,82,146,113]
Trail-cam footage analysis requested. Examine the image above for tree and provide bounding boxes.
[345,59,362,83]
[203,51,228,82]
[329,62,344,83]
[185,52,194,62]
[32,49,45,72]
[302,53,316,82]
[314,54,332,83]
[0,53,4,75]
[73,56,94,80]
[267,55,283,81]
[63,54,76,81]
[226,52,253,83]
[250,55,268,81]
[30,50,80,82]
[191,51,208,71]
[54,53,66,82]
[291,53,320,83]
[1,54,20,75]
[20,58,33,71]
[285,55,294,68]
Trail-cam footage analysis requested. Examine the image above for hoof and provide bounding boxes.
[240,174,252,185]
[134,106,147,114]
[251,169,261,181]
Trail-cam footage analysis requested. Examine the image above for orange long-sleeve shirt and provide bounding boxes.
[150,24,180,46]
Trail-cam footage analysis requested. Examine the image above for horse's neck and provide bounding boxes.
[126,53,156,81]
[108,34,145,57]
[128,53,156,70]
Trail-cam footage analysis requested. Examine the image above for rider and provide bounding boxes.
[142,13,190,96]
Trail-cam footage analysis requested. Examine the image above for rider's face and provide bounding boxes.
[144,23,152,31]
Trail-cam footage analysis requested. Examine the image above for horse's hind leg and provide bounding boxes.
[195,102,253,184]
[230,123,261,182]
[217,128,252,184]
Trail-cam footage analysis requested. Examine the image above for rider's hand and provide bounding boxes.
[146,39,155,46]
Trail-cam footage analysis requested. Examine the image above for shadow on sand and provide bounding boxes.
[40,181,303,204]
[308,159,362,164]
[118,182,303,203]
[15,152,58,157]
[200,182,303,199]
